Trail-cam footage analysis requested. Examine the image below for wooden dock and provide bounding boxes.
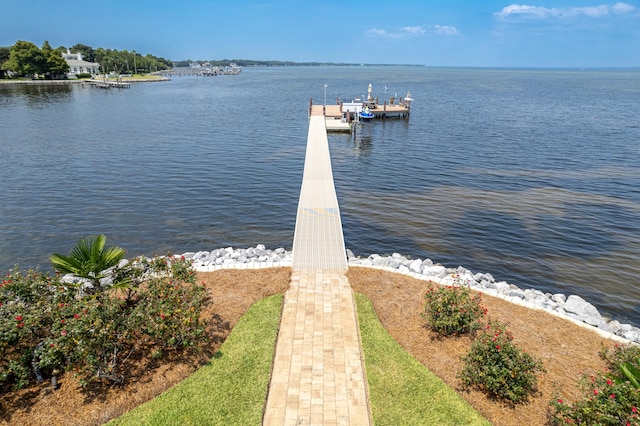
[309,102,411,120]
[83,80,131,89]
[308,88,411,133]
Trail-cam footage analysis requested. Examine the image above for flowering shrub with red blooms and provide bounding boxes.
[549,344,640,425]
[459,321,544,403]
[0,254,207,390]
[423,281,487,336]
[0,269,57,389]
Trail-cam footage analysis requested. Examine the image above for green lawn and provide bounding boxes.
[109,294,283,426]
[355,292,490,425]
[110,292,488,425]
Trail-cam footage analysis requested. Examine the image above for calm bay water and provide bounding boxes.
[1,67,639,325]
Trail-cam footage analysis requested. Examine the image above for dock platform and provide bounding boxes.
[83,80,131,89]
[309,102,410,120]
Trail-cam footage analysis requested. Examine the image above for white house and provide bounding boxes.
[62,49,100,78]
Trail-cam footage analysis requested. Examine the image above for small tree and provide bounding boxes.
[41,40,68,79]
[50,235,125,291]
[4,40,45,78]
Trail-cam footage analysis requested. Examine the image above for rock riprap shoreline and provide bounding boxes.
[182,245,640,345]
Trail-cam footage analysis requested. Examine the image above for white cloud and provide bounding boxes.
[496,4,551,18]
[365,24,459,39]
[433,25,460,36]
[612,2,637,13]
[402,26,427,35]
[365,28,393,37]
[365,25,424,39]
[495,2,636,19]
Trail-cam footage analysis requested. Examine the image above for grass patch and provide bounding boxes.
[355,292,490,426]
[109,294,283,426]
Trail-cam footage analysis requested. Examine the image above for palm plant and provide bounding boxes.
[50,235,125,290]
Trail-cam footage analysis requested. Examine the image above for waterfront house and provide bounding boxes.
[62,49,100,78]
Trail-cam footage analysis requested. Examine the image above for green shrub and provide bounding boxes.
[459,321,544,403]
[423,283,486,336]
[0,269,58,389]
[1,247,207,390]
[549,344,640,425]
[129,273,206,350]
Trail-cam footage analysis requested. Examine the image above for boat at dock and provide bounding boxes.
[359,106,374,121]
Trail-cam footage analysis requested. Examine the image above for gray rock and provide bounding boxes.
[537,300,558,310]
[508,290,525,299]
[564,295,604,326]
[456,266,470,275]
[524,289,547,301]
[598,322,611,333]
[371,255,389,267]
[494,282,511,294]
[623,329,640,342]
[608,320,622,334]
[482,273,495,283]
[409,259,423,273]
[551,293,567,304]
[482,280,497,290]
[554,307,567,316]
[423,265,446,277]
[564,311,584,322]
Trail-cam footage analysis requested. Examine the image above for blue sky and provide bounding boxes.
[2,0,639,67]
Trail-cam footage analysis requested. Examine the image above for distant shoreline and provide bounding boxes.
[0,76,169,85]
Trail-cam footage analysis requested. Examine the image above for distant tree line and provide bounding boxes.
[173,59,391,68]
[0,40,173,79]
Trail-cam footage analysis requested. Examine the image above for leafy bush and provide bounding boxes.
[130,274,206,351]
[459,321,544,403]
[549,344,640,425]
[1,246,207,391]
[423,283,486,336]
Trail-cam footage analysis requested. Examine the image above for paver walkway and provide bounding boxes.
[263,116,371,425]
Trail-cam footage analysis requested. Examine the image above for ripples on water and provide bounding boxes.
[1,67,639,325]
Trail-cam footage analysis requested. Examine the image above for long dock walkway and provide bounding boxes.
[263,116,371,425]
